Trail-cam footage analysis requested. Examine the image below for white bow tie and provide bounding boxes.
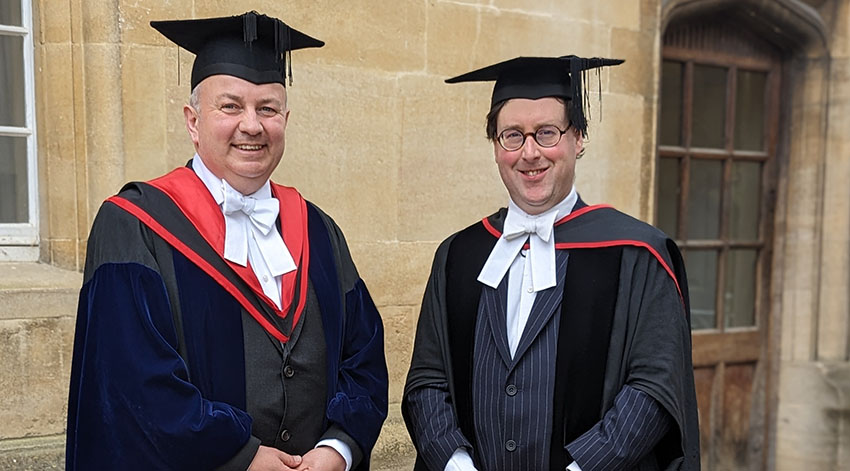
[221,182,295,277]
[503,214,554,243]
[478,206,559,292]
[223,186,279,237]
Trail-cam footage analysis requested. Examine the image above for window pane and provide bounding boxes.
[657,157,679,237]
[687,159,722,239]
[0,135,29,223]
[691,65,727,148]
[729,161,761,240]
[734,70,767,151]
[661,61,683,146]
[0,35,26,126]
[725,249,757,328]
[686,250,718,330]
[0,2,22,26]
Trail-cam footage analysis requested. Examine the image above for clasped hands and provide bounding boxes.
[248,445,345,471]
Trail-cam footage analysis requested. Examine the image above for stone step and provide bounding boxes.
[0,435,64,471]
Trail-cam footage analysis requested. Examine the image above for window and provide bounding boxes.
[657,29,779,332]
[0,1,38,260]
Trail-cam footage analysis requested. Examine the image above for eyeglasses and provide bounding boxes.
[497,125,569,152]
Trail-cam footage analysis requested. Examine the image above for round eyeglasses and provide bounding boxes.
[497,125,569,152]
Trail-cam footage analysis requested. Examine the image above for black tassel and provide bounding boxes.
[287,26,293,86]
[569,57,587,137]
[243,11,257,49]
[275,21,284,79]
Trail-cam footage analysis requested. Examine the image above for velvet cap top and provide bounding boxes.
[446,55,624,135]
[151,11,324,89]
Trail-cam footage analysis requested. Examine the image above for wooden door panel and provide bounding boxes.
[693,366,715,471]
[719,362,756,469]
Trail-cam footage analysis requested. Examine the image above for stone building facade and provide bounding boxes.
[0,0,847,469]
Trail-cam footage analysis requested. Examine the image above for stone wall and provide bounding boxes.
[2,0,659,467]
[12,0,850,469]
[773,0,850,468]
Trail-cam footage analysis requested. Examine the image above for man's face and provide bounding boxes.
[494,97,583,215]
[184,74,289,195]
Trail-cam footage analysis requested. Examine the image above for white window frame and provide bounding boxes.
[0,0,38,261]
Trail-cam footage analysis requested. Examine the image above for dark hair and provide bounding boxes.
[485,97,582,141]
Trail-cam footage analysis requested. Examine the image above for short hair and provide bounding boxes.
[189,82,202,112]
[485,97,578,141]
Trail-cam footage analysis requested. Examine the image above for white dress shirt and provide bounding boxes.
[191,155,353,471]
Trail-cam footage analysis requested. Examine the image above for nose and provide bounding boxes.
[238,109,263,135]
[519,134,542,160]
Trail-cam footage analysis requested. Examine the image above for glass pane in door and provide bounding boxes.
[657,157,680,237]
[734,70,767,151]
[729,161,761,240]
[687,159,722,239]
[691,65,727,148]
[661,61,683,146]
[725,249,758,328]
[686,249,718,330]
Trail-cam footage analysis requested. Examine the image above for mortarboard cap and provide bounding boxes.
[151,11,324,90]
[446,55,624,136]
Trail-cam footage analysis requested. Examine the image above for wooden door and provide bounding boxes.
[657,20,781,471]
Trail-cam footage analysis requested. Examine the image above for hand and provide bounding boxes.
[294,446,346,471]
[248,445,303,471]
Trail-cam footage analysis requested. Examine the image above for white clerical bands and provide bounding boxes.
[221,181,296,279]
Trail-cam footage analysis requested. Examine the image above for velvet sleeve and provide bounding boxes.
[308,204,389,471]
[66,206,254,471]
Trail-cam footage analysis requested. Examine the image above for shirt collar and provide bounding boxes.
[192,154,272,206]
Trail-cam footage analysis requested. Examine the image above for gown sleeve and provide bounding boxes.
[403,237,476,471]
[66,203,254,471]
[308,205,389,470]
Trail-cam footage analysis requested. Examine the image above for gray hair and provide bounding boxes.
[189,83,202,112]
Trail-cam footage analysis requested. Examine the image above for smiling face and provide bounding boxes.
[493,97,583,215]
[184,74,290,195]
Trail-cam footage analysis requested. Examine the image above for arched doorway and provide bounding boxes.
[657,1,831,469]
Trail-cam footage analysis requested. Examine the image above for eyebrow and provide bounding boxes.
[215,94,283,108]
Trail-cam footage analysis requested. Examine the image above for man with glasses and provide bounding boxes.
[66,11,387,471]
[403,56,700,470]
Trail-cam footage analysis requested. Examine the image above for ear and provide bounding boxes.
[573,128,584,156]
[183,105,201,149]
[282,108,291,130]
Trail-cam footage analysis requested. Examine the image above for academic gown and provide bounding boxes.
[403,201,700,470]
[66,168,388,471]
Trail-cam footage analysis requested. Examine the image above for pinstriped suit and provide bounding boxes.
[406,249,673,471]
[404,204,700,471]
[470,250,569,470]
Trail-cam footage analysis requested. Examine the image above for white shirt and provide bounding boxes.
[191,155,353,471]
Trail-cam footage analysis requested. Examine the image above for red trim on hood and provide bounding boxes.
[107,195,290,343]
[480,204,683,303]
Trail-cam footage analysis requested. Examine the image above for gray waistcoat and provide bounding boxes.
[242,281,327,455]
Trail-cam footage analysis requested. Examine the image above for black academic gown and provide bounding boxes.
[66,168,388,470]
[403,200,700,470]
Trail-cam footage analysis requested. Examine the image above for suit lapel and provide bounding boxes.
[480,280,513,367]
[511,250,569,364]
